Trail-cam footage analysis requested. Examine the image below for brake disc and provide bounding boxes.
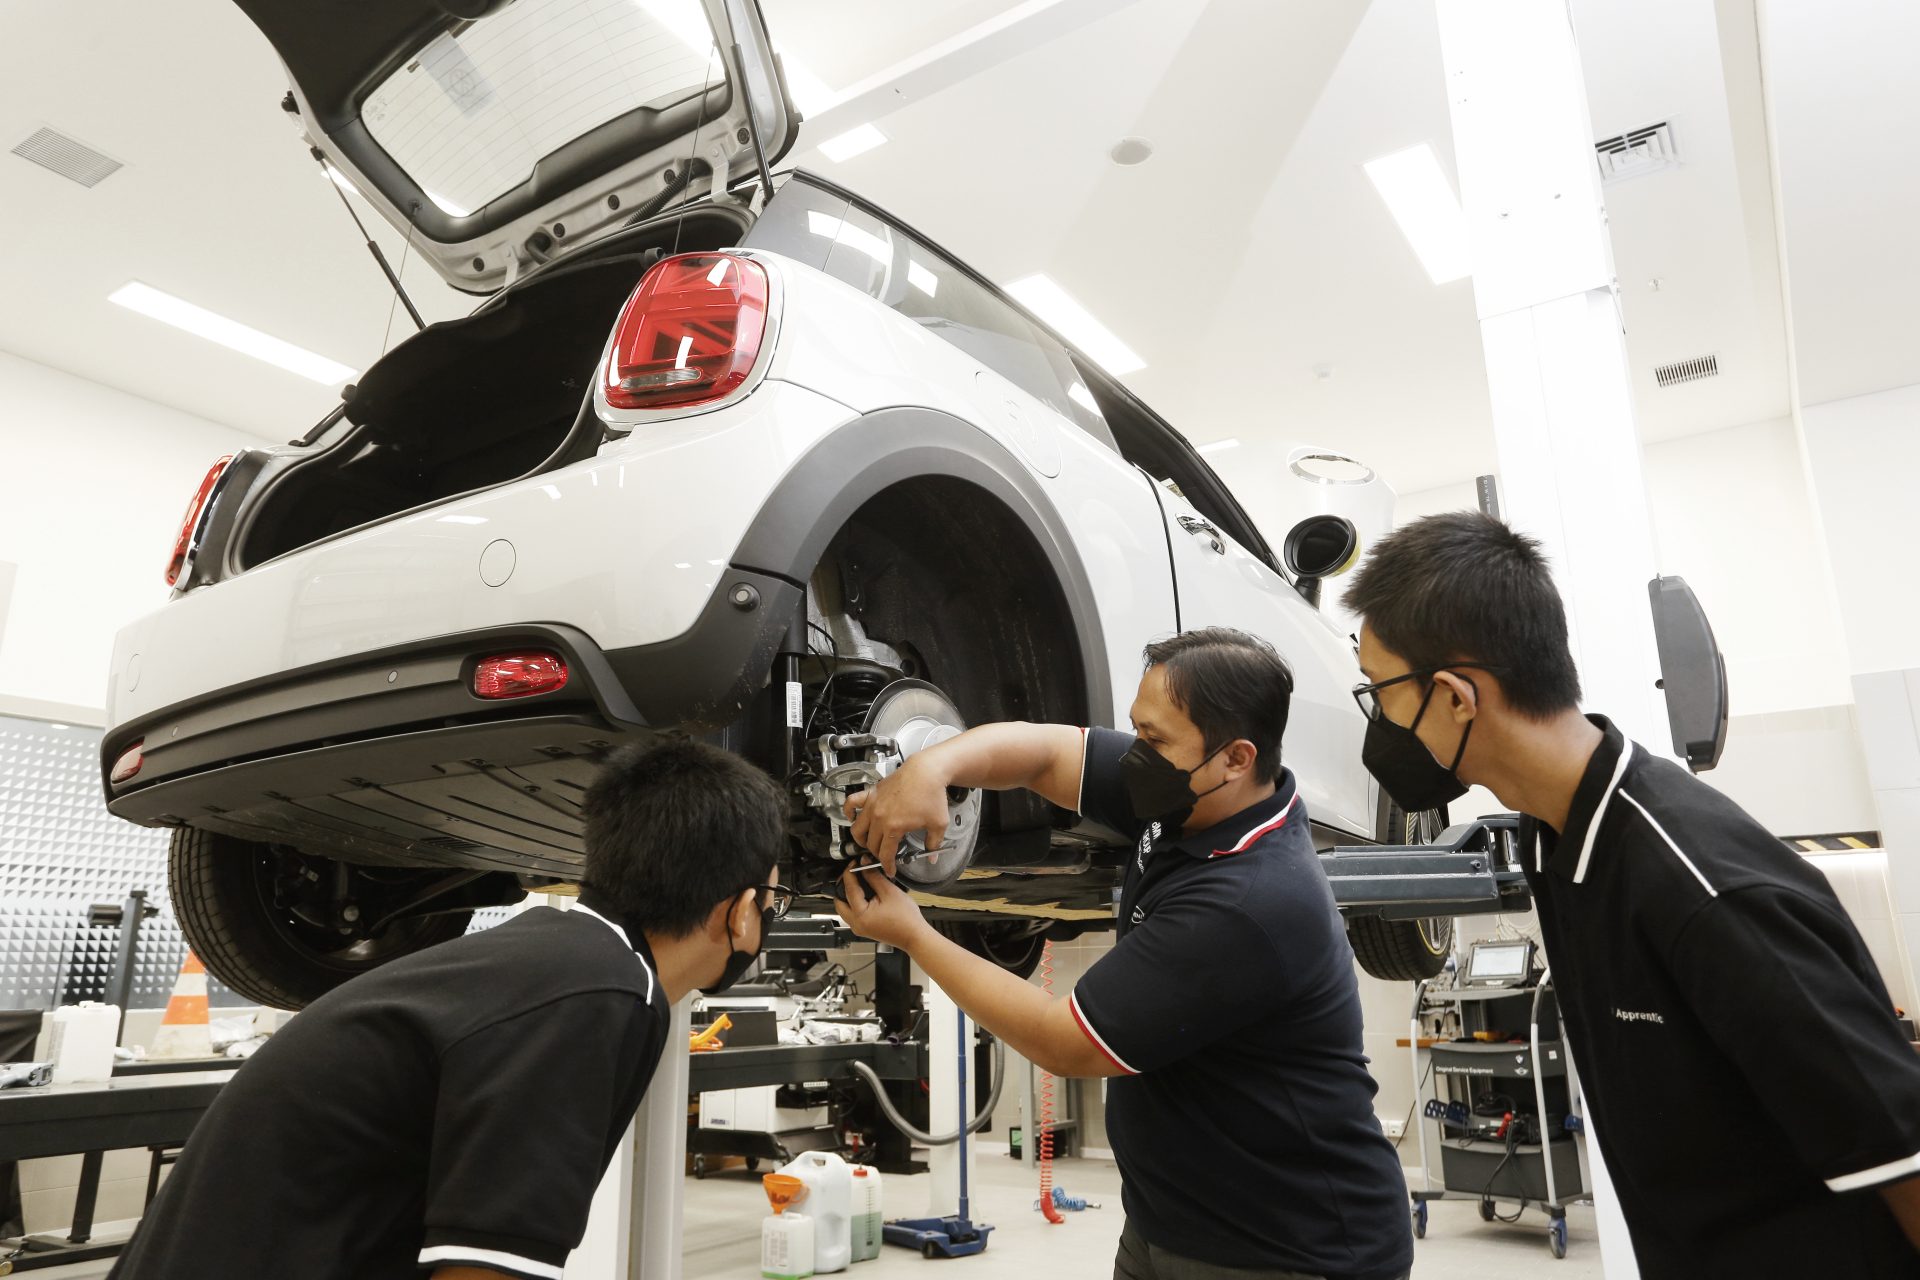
[862,679,983,891]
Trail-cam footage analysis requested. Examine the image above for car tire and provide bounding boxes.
[931,917,1048,980]
[1345,800,1455,982]
[169,828,473,1010]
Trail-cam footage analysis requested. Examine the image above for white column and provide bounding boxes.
[629,999,695,1279]
[924,983,975,1219]
[1436,2,1669,1274]
[573,999,694,1280]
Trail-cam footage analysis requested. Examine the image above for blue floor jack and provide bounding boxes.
[883,1003,994,1259]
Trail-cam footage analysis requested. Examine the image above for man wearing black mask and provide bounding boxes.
[111,739,790,1280]
[840,627,1412,1280]
[1345,512,1920,1277]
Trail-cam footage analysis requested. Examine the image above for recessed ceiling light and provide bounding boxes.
[1004,274,1145,375]
[108,282,356,385]
[1109,137,1154,166]
[50,723,71,730]
[1363,144,1471,285]
[819,123,888,163]
[1196,438,1241,455]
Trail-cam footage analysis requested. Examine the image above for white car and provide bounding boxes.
[100,0,1452,1007]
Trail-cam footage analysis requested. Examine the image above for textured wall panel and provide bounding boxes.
[0,716,505,1012]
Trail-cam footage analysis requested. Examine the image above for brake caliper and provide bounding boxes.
[803,732,898,864]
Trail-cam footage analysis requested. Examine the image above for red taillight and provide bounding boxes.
[473,652,569,700]
[110,740,144,785]
[166,455,235,586]
[602,253,769,411]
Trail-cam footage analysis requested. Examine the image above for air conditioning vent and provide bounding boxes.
[1595,121,1678,184]
[1654,353,1719,388]
[10,127,123,188]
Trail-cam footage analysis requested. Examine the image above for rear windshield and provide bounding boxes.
[361,0,722,218]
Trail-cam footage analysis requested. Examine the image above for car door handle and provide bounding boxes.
[1177,515,1225,555]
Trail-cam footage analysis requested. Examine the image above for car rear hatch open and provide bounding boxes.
[233,0,798,292]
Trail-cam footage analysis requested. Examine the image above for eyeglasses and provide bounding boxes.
[1351,664,1503,722]
[751,884,798,920]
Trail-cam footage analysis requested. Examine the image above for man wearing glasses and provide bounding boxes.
[838,627,1414,1280]
[1344,511,1920,1277]
[111,739,791,1280]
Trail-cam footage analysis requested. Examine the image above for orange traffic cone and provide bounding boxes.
[152,951,213,1059]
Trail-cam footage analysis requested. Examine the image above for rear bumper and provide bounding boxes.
[101,569,800,871]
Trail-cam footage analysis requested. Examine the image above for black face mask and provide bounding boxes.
[1362,681,1471,814]
[1120,736,1229,828]
[701,903,773,996]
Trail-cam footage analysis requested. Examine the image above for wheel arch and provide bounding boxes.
[732,406,1113,729]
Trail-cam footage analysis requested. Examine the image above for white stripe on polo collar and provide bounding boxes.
[570,903,657,1004]
[1619,792,1718,898]
[1826,1149,1920,1194]
[1210,792,1299,858]
[419,1244,563,1278]
[1571,746,1634,884]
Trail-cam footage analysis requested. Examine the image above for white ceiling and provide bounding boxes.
[0,0,1894,500]
[1758,0,1920,408]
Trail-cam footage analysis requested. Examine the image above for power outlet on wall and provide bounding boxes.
[1382,1116,1406,1139]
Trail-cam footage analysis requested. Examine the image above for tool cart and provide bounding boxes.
[1407,940,1591,1260]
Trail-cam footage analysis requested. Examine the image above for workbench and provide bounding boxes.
[0,1069,235,1272]
[0,1039,925,1272]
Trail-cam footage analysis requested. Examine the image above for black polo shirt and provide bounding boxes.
[1068,726,1412,1280]
[110,903,669,1280]
[1523,716,1920,1278]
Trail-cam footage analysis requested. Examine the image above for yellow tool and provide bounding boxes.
[690,1013,733,1053]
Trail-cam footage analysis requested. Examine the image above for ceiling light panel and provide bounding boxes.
[108,282,357,385]
[1363,144,1471,285]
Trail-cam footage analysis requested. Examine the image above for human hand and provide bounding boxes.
[842,755,952,874]
[837,864,932,950]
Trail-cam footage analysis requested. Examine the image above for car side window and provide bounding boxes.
[746,181,1118,452]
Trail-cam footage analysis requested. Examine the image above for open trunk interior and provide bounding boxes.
[236,205,751,569]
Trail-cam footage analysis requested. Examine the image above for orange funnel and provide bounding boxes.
[763,1173,807,1214]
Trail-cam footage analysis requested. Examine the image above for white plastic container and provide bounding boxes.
[762,1211,816,1280]
[849,1165,884,1262]
[778,1152,852,1274]
[47,1003,119,1083]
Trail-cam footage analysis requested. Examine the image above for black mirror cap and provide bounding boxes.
[1283,515,1362,586]
[1648,575,1728,773]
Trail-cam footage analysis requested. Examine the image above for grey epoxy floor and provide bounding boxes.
[682,1155,1602,1280]
[30,1158,1602,1278]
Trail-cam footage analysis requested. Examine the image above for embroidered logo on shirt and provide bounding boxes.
[1130,906,1146,925]
[1137,822,1160,873]
[1614,1008,1665,1025]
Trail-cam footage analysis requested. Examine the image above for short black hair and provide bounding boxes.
[1342,511,1582,718]
[581,738,787,938]
[1142,627,1293,784]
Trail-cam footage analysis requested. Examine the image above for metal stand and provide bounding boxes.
[869,945,924,1176]
[882,998,993,1258]
[87,889,158,1043]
